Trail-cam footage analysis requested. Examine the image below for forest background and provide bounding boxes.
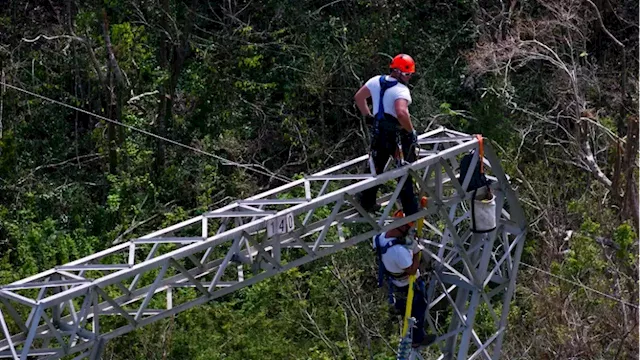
[0,0,638,359]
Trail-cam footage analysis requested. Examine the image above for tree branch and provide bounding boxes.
[585,0,625,48]
[17,154,104,185]
[22,34,85,43]
[128,90,160,104]
[101,9,127,88]
[580,135,613,189]
[312,0,348,16]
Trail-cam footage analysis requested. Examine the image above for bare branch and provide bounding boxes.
[16,154,105,185]
[585,0,625,48]
[22,33,108,83]
[128,90,160,104]
[580,136,613,189]
[312,0,348,16]
[112,214,160,244]
[101,9,127,88]
[22,34,85,43]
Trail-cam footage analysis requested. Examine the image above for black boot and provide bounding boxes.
[355,193,381,214]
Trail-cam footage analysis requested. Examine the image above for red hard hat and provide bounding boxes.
[393,209,415,227]
[390,54,416,73]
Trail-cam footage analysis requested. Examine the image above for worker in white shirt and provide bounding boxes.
[373,214,436,349]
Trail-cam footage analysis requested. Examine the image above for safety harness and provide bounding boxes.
[370,75,407,169]
[374,75,398,123]
[374,233,411,304]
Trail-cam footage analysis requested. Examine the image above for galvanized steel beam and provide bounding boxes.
[0,127,526,360]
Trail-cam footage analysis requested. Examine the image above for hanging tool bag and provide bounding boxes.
[459,139,497,233]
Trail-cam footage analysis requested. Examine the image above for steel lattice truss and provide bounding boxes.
[0,127,526,360]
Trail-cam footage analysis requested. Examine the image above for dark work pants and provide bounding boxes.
[361,124,418,216]
[394,279,428,344]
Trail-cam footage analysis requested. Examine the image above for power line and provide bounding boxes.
[520,262,638,309]
[1,81,293,183]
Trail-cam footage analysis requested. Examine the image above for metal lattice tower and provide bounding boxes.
[0,127,526,360]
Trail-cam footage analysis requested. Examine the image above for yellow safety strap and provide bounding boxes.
[402,256,417,337]
[402,196,428,336]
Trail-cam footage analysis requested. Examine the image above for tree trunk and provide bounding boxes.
[104,61,118,174]
[0,62,4,140]
[612,46,624,195]
[622,115,639,230]
[154,0,170,174]
[155,0,195,175]
[101,8,126,175]
[619,50,634,229]
[107,129,117,174]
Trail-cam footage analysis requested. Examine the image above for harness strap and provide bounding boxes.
[375,75,398,121]
[471,187,478,232]
[375,234,396,305]
[374,234,386,288]
[375,234,411,289]
[475,134,484,174]
[379,238,409,254]
[370,76,398,157]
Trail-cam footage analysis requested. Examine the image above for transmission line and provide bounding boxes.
[0,81,292,183]
[521,262,638,309]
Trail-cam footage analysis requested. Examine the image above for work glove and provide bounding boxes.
[400,129,419,162]
[409,129,418,147]
[418,252,432,273]
[402,229,417,248]
[400,128,418,144]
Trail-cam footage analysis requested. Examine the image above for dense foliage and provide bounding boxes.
[0,0,637,359]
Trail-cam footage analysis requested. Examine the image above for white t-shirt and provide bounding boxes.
[365,75,412,119]
[372,232,420,287]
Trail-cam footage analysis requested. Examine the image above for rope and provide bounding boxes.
[0,81,292,183]
[520,262,638,309]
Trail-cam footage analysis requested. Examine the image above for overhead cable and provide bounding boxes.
[521,262,638,309]
[0,81,292,183]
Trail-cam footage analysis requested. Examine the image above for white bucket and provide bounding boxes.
[472,191,496,233]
